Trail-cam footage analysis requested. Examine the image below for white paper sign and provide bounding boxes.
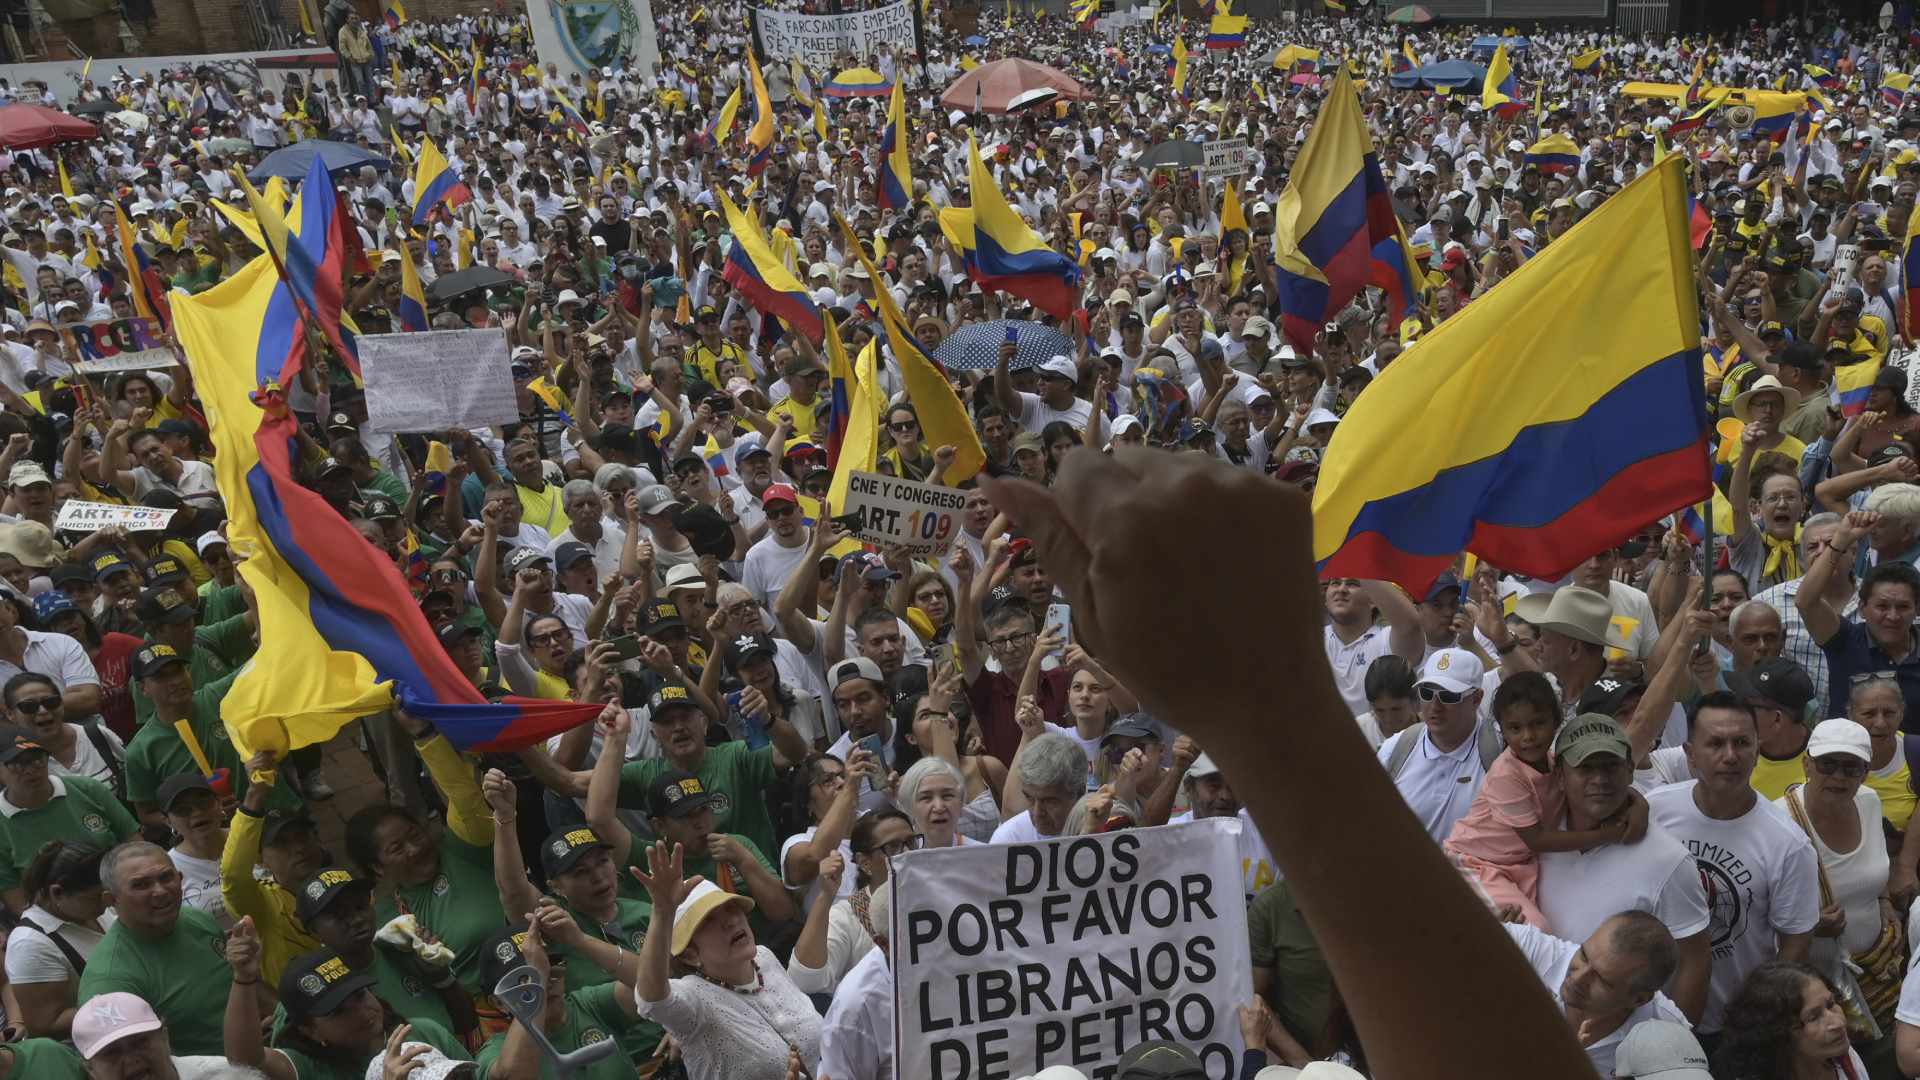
[1202,138,1251,180]
[359,329,521,435]
[752,0,917,69]
[54,500,177,532]
[891,820,1252,1080]
[842,470,965,556]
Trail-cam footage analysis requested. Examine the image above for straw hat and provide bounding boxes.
[1732,374,1802,421]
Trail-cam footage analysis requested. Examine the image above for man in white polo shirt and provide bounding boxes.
[1377,647,1501,843]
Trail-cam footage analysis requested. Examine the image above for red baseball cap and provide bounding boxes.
[761,483,799,507]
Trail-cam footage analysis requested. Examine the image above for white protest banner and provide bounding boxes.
[54,500,177,532]
[752,0,916,69]
[892,819,1252,1080]
[62,317,178,374]
[841,470,965,556]
[1202,139,1251,181]
[359,328,521,435]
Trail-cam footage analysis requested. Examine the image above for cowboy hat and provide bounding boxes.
[1512,586,1612,648]
[1732,374,1803,421]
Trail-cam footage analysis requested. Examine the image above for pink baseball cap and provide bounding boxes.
[73,991,164,1058]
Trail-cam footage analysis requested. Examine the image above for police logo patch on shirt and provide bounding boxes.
[433,874,451,897]
[299,973,326,997]
[82,813,106,833]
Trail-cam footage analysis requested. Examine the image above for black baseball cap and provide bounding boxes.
[552,541,595,571]
[262,810,317,847]
[91,552,136,581]
[278,949,378,1021]
[363,495,401,521]
[295,867,373,922]
[135,586,196,626]
[648,680,701,717]
[1726,657,1817,715]
[156,772,213,811]
[438,620,482,648]
[638,599,685,636]
[0,726,46,764]
[540,825,611,877]
[1115,1040,1207,1080]
[648,770,717,818]
[144,557,189,585]
[723,632,777,676]
[132,643,187,679]
[479,923,569,990]
[1576,676,1646,718]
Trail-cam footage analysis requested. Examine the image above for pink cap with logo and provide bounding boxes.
[72,991,164,1059]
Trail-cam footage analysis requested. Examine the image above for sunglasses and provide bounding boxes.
[1415,684,1467,705]
[1811,756,1868,779]
[11,697,58,714]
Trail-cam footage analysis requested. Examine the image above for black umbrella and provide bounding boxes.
[1136,139,1205,170]
[246,139,389,181]
[426,266,517,303]
[930,319,1074,371]
[67,99,117,116]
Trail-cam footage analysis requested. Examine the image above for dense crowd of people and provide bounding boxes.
[0,1,1914,1078]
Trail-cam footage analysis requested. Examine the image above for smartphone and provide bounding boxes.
[1043,603,1072,651]
[933,640,956,672]
[856,733,884,757]
[831,512,866,532]
[1005,323,1019,346]
[607,634,644,661]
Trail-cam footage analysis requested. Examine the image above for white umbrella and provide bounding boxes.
[110,110,148,132]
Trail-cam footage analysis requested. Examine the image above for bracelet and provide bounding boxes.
[492,813,517,825]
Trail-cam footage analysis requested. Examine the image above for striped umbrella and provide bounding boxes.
[823,67,893,98]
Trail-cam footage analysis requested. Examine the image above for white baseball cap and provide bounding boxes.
[1806,717,1872,762]
[1417,647,1485,695]
[1039,355,1079,381]
[1612,1019,1711,1079]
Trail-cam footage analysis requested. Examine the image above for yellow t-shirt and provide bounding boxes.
[532,670,570,700]
[1750,752,1807,802]
[1867,760,1917,834]
[1716,433,1807,466]
[769,396,822,442]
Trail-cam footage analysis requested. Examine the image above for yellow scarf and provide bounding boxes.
[1761,525,1802,582]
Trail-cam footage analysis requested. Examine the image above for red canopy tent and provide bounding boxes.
[940,59,1091,114]
[0,104,99,150]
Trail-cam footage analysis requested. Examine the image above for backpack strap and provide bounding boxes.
[16,914,87,976]
[1385,729,1420,780]
[1476,717,1504,772]
[80,719,124,797]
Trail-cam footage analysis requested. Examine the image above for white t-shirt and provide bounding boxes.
[1646,781,1823,1033]
[1635,745,1694,792]
[989,810,1045,844]
[1325,624,1394,718]
[1502,921,1691,1079]
[1605,580,1660,661]
[1892,904,1920,1028]
[169,848,230,928]
[49,722,124,786]
[741,533,813,612]
[3,903,113,984]
[1773,785,1889,963]
[779,825,856,915]
[1015,390,1092,434]
[1537,819,1711,945]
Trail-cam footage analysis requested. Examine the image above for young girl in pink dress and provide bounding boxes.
[1443,671,1646,930]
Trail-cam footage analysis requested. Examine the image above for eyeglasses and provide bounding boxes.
[1812,756,1869,778]
[766,505,798,520]
[1851,671,1898,686]
[1415,684,1467,705]
[987,630,1035,649]
[890,420,919,432]
[867,834,926,857]
[11,697,58,714]
[528,629,573,647]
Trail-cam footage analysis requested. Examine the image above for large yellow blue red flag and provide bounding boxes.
[1571,48,1604,72]
[409,137,471,226]
[236,158,359,382]
[1523,133,1580,174]
[1883,72,1913,109]
[966,138,1081,319]
[1482,44,1524,116]
[878,81,911,210]
[1311,156,1709,594]
[172,258,604,755]
[1206,12,1247,49]
[745,50,775,176]
[115,202,169,329]
[705,85,742,145]
[1270,66,1420,355]
[718,191,823,342]
[838,215,986,483]
[1171,38,1190,100]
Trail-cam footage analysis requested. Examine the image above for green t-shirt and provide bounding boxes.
[275,1015,468,1080]
[374,832,508,995]
[77,906,232,1056]
[475,982,636,1080]
[0,776,139,892]
[1247,882,1336,1058]
[200,583,248,625]
[368,469,408,504]
[616,742,781,858]
[368,941,461,1034]
[614,832,776,940]
[0,1037,87,1079]
[558,896,652,990]
[124,668,297,813]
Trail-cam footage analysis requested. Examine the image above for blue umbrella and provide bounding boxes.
[1388,59,1488,91]
[964,34,987,46]
[247,139,391,181]
[931,319,1074,371]
[1145,42,1173,55]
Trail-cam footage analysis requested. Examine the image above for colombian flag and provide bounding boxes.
[1311,157,1709,594]
[115,202,170,330]
[877,82,911,210]
[823,313,878,512]
[1524,133,1581,175]
[839,214,987,484]
[1749,92,1807,143]
[1571,48,1604,73]
[172,256,605,756]
[1884,73,1912,109]
[1668,97,1722,137]
[236,157,359,382]
[718,191,823,343]
[744,49,775,177]
[383,0,404,28]
[1272,45,1321,73]
[705,85,742,146]
[409,136,471,226]
[1482,44,1525,118]
[396,237,428,332]
[1206,13,1247,49]
[1804,64,1839,91]
[1835,355,1882,417]
[967,137,1082,319]
[1270,67,1420,356]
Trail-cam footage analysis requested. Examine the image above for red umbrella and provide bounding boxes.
[0,104,98,150]
[940,58,1090,114]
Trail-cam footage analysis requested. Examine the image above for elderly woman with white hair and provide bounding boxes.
[993,718,1092,843]
[897,755,981,851]
[1858,482,1920,567]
